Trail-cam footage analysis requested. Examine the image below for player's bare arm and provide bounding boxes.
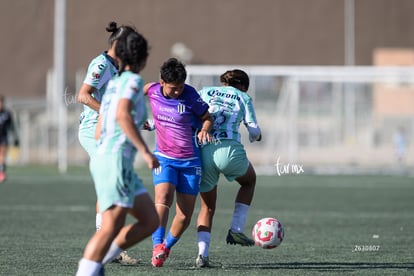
[198,111,213,144]
[143,82,156,95]
[77,83,101,112]
[116,98,159,169]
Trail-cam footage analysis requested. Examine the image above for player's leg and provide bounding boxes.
[125,192,159,246]
[100,161,152,266]
[151,157,177,247]
[76,205,127,275]
[0,143,8,182]
[234,162,256,206]
[82,127,139,264]
[152,191,196,267]
[96,200,140,266]
[196,186,217,267]
[152,182,175,244]
[226,162,256,246]
[83,206,127,260]
[152,161,199,267]
[168,192,197,241]
[168,161,200,241]
[102,191,158,264]
[151,182,175,267]
[80,127,103,232]
[195,143,221,267]
[197,186,217,233]
[217,141,255,246]
[98,150,144,266]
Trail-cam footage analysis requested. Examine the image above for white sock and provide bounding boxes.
[96,213,102,232]
[197,231,211,257]
[76,258,102,276]
[230,202,249,233]
[102,242,123,265]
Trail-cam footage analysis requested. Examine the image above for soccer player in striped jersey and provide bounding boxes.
[77,21,140,265]
[76,28,159,276]
[195,69,262,268]
[144,58,213,267]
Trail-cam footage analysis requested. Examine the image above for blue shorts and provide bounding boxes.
[153,154,202,195]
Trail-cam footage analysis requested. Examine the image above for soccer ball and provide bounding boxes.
[252,217,284,249]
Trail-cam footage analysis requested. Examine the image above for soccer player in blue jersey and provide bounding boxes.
[76,28,160,276]
[195,69,262,268]
[77,21,140,265]
[0,95,19,182]
[144,58,213,267]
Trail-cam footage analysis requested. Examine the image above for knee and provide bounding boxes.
[247,163,257,183]
[201,205,215,216]
[176,212,192,226]
[237,164,257,188]
[155,194,173,207]
[100,222,123,239]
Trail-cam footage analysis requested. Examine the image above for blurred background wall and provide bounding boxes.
[1,0,413,171]
[1,0,414,99]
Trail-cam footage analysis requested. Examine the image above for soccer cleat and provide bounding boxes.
[226,229,255,246]
[151,243,170,267]
[112,251,140,265]
[195,255,210,268]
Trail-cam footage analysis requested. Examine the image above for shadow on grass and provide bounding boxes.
[227,262,414,271]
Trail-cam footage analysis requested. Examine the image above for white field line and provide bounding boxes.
[0,204,412,219]
[0,205,92,212]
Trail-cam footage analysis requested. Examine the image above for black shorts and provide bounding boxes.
[0,135,8,146]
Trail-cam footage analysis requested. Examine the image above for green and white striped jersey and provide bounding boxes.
[96,71,147,160]
[198,86,261,143]
[79,52,118,130]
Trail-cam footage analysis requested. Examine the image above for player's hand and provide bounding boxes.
[197,129,212,145]
[143,152,159,170]
[14,139,19,147]
[142,120,155,131]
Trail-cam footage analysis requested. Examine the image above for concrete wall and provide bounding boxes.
[1,0,414,99]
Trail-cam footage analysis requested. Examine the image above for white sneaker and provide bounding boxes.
[195,255,210,268]
[112,251,140,265]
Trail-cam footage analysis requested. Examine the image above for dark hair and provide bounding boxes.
[115,30,149,74]
[160,58,187,84]
[106,21,137,47]
[220,69,250,90]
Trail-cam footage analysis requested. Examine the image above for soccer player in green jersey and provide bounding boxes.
[195,69,262,267]
[77,21,140,265]
[76,28,159,276]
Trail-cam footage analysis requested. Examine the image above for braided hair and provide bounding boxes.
[105,21,137,47]
[115,29,149,74]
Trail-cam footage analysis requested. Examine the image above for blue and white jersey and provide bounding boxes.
[79,52,118,130]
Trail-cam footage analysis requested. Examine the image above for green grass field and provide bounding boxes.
[0,166,413,275]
